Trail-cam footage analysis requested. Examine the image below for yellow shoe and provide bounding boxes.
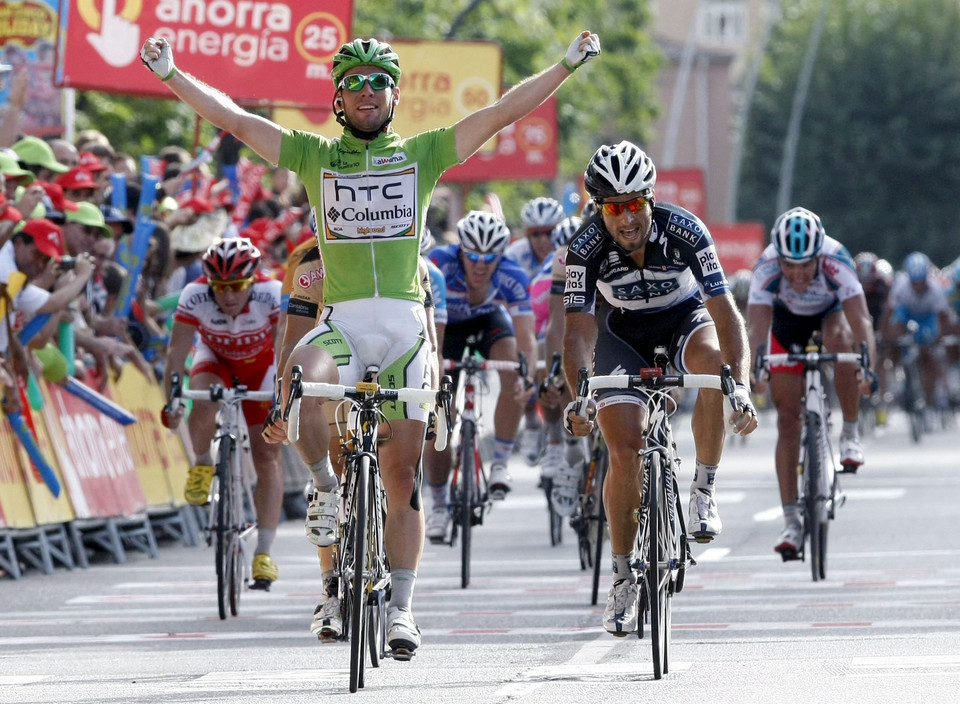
[184,464,215,506]
[251,553,278,588]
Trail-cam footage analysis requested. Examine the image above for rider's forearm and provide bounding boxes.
[162,71,281,164]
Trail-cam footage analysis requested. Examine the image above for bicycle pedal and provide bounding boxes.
[776,547,800,562]
[690,533,715,544]
[489,488,507,501]
[838,463,859,475]
[249,578,272,591]
[388,647,417,662]
[428,536,446,546]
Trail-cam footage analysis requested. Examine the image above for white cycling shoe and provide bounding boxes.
[688,487,722,541]
[603,578,639,636]
[310,595,342,639]
[305,487,340,547]
[387,606,421,660]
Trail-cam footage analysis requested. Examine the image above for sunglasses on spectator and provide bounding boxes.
[339,73,394,92]
[82,225,109,238]
[598,195,650,217]
[463,250,499,264]
[210,277,254,294]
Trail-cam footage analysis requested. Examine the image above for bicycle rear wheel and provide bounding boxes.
[804,413,826,582]
[589,444,608,606]
[458,421,476,589]
[645,452,667,680]
[214,437,235,620]
[349,456,369,693]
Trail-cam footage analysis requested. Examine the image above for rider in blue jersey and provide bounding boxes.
[424,211,537,541]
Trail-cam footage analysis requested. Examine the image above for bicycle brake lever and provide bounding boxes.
[282,366,303,422]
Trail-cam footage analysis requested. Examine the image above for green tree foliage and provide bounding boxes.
[739,0,960,266]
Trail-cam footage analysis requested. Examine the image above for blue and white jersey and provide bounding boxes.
[429,243,532,324]
[748,236,862,316]
[887,271,949,319]
[504,237,550,281]
[563,205,728,315]
[425,256,448,326]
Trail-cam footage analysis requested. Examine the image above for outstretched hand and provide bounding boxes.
[141,38,177,81]
[562,31,601,72]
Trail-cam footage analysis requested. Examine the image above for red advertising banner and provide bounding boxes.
[42,377,146,519]
[441,96,557,183]
[56,0,353,107]
[708,222,766,274]
[658,168,706,220]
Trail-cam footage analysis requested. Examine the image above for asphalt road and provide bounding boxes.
[1,407,958,703]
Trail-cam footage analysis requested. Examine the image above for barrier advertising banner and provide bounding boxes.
[42,377,146,519]
[0,418,35,528]
[441,97,557,183]
[709,222,765,274]
[658,168,707,220]
[57,0,353,107]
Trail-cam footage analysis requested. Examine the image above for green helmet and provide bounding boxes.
[332,38,402,86]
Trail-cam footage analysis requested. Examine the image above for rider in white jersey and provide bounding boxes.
[746,207,876,558]
[142,29,601,656]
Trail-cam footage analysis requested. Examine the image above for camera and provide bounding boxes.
[58,256,76,271]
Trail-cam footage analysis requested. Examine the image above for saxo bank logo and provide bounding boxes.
[78,0,143,67]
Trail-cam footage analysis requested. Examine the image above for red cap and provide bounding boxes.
[179,196,215,214]
[20,218,65,259]
[77,151,108,173]
[0,192,22,223]
[55,167,98,192]
[36,180,80,212]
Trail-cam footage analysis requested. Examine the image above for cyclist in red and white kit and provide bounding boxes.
[161,238,284,589]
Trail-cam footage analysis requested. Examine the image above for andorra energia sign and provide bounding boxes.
[56,0,353,107]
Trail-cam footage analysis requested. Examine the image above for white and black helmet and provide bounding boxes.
[520,197,565,229]
[771,207,825,263]
[456,210,511,254]
[584,141,656,201]
[551,216,583,248]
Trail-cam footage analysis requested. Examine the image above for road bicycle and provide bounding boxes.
[440,350,525,589]
[759,335,868,581]
[284,365,448,693]
[573,350,740,680]
[167,374,274,620]
[539,352,568,548]
[894,321,926,443]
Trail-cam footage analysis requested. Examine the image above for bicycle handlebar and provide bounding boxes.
[283,365,450,452]
[167,372,274,414]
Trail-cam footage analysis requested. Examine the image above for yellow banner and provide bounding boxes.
[23,388,75,525]
[109,366,178,507]
[274,38,502,151]
[0,415,35,529]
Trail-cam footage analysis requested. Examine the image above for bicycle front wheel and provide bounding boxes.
[458,421,477,589]
[804,412,826,582]
[645,452,668,680]
[349,455,370,693]
[214,436,236,621]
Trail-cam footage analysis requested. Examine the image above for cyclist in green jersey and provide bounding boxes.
[142,30,600,657]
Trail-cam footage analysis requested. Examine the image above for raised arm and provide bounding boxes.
[453,32,599,162]
[141,38,282,165]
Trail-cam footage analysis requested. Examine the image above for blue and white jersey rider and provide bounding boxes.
[748,235,863,316]
[564,204,729,316]
[430,243,531,324]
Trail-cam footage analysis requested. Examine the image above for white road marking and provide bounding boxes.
[696,548,731,562]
